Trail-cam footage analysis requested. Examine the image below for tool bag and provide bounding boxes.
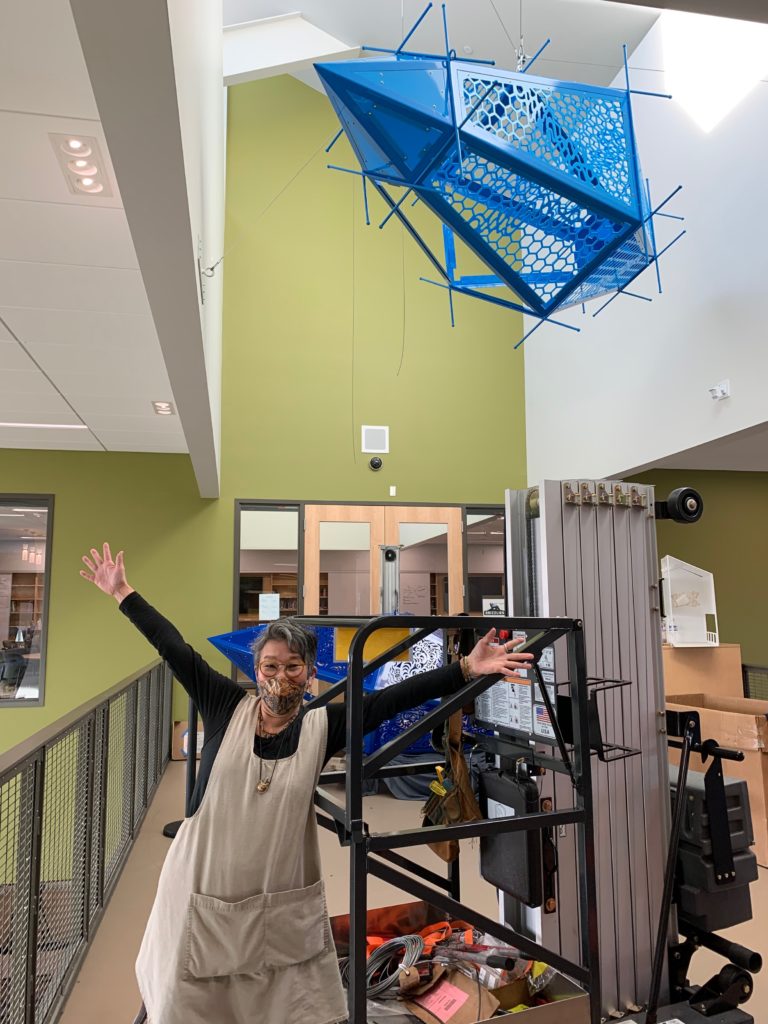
[421,709,482,863]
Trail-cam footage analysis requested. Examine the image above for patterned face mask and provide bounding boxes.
[257,674,306,716]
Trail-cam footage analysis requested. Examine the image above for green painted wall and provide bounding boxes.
[0,76,525,751]
[636,469,768,666]
[222,76,526,502]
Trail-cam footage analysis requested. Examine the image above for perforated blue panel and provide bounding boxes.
[316,49,660,321]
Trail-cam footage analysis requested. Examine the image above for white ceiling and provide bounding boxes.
[223,0,661,87]
[627,422,768,474]
[0,3,187,454]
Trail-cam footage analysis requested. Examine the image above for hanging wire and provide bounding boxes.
[199,136,329,278]
[396,227,407,376]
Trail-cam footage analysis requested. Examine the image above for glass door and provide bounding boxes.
[303,506,385,615]
[384,506,464,614]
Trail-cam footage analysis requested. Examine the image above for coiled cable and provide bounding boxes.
[339,934,425,998]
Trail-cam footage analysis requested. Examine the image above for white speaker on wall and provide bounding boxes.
[361,425,389,454]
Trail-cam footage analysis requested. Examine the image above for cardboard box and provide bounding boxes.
[663,643,743,699]
[473,973,589,1024]
[666,693,768,866]
[171,720,204,761]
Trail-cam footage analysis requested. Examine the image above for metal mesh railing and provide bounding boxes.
[743,664,768,701]
[0,660,172,1024]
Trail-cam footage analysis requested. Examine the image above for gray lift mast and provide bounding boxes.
[503,480,673,1017]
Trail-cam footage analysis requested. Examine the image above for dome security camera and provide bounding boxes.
[369,456,383,471]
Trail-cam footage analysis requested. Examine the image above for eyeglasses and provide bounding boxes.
[257,659,306,679]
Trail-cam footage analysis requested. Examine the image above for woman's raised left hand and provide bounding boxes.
[465,628,534,681]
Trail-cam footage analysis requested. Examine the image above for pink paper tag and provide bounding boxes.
[414,979,469,1022]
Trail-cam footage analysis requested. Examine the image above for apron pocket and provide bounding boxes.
[185,891,266,979]
[263,879,329,969]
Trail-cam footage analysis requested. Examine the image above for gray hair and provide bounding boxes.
[251,618,317,671]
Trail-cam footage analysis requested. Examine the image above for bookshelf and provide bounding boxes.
[7,572,45,641]
[238,572,328,626]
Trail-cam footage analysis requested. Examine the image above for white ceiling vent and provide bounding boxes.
[361,425,389,454]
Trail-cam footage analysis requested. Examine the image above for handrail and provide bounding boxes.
[0,657,161,777]
[0,658,173,1024]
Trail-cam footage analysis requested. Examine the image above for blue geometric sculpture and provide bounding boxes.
[316,3,683,347]
[208,623,373,686]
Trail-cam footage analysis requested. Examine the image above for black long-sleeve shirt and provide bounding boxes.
[120,592,467,815]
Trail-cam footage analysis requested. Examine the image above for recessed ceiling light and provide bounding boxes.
[0,514,24,517]
[49,133,112,198]
[152,401,176,415]
[12,509,47,513]
[0,421,89,429]
[68,159,98,175]
[61,138,92,157]
[76,178,104,194]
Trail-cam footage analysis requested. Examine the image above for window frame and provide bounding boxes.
[0,493,54,709]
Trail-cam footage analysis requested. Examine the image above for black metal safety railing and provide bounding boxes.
[302,614,601,1024]
[0,660,173,1024]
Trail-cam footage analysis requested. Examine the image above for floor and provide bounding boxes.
[59,761,768,1023]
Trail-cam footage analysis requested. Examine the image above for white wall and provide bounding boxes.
[525,14,768,481]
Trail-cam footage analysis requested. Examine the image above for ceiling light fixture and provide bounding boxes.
[75,178,104,194]
[49,133,112,197]
[0,421,89,429]
[13,509,47,513]
[0,514,24,517]
[68,159,98,175]
[61,138,92,157]
[152,401,176,416]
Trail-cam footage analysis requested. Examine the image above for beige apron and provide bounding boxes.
[136,697,348,1024]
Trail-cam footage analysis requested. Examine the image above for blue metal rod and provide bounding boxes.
[457,80,501,130]
[420,277,581,332]
[441,4,464,173]
[327,164,425,192]
[656,211,685,221]
[630,89,673,99]
[396,2,433,54]
[622,43,646,223]
[655,229,686,259]
[514,318,547,349]
[325,127,344,153]
[379,187,413,229]
[622,290,652,302]
[522,38,551,74]
[361,45,496,64]
[362,176,370,226]
[646,184,683,219]
[448,285,455,327]
[591,291,621,318]
[645,177,663,295]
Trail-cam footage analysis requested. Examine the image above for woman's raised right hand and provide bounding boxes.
[80,542,134,603]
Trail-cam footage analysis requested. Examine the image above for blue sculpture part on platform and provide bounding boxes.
[208,623,374,688]
[316,4,683,344]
